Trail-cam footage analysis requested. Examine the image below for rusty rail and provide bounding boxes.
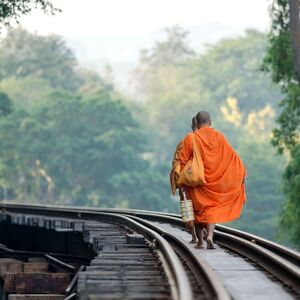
[0,203,194,300]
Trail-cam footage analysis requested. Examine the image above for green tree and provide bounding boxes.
[280,144,300,246]
[0,92,12,116]
[262,0,300,246]
[77,68,116,99]
[232,137,286,240]
[262,0,300,152]
[131,26,209,162]
[0,0,59,32]
[0,92,13,199]
[0,76,53,109]
[0,27,175,211]
[0,105,28,200]
[220,97,286,240]
[131,29,282,162]
[0,89,174,211]
[0,28,82,91]
[193,30,282,115]
[140,25,195,67]
[0,28,113,109]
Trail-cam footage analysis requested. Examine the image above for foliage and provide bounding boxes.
[221,97,286,240]
[0,0,59,32]
[262,0,300,153]
[139,25,195,68]
[0,89,174,211]
[0,27,175,211]
[0,76,53,109]
[0,92,12,117]
[280,144,300,246]
[131,29,282,161]
[77,69,113,97]
[0,26,291,241]
[0,28,82,91]
[132,26,212,162]
[262,0,300,246]
[232,138,285,240]
[194,30,281,114]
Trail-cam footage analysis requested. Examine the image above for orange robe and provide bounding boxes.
[179,126,246,223]
[170,140,183,196]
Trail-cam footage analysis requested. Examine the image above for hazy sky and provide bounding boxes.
[15,0,271,87]
[20,0,271,37]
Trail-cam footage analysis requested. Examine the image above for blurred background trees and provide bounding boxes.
[0,28,82,92]
[262,0,300,246]
[0,28,175,212]
[0,0,300,247]
[0,26,287,242]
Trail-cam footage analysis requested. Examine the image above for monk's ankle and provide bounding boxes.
[195,241,204,249]
[189,238,198,244]
[206,238,216,249]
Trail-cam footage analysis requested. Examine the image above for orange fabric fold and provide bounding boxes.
[178,127,246,223]
[169,140,183,196]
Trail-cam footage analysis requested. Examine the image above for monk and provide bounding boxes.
[170,117,198,243]
[178,111,246,249]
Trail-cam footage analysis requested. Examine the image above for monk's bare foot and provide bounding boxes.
[189,239,198,244]
[206,238,216,250]
[194,243,204,249]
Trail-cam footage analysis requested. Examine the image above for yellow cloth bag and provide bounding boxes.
[177,134,206,187]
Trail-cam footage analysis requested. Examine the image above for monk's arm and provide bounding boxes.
[171,141,183,166]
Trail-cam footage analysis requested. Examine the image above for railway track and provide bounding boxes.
[0,203,299,299]
[112,210,300,294]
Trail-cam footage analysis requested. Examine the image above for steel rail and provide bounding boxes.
[126,215,231,300]
[93,212,193,300]
[38,203,300,264]
[65,265,85,294]
[0,203,193,300]
[64,293,77,300]
[215,225,300,266]
[45,254,76,272]
[91,208,300,266]
[111,210,300,294]
[1,203,299,264]
[109,210,300,295]
[126,212,300,268]
[1,203,300,294]
[214,230,300,294]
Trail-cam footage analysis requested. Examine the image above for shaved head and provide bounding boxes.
[191,116,197,131]
[196,111,211,127]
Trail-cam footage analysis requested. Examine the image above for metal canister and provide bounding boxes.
[180,199,195,222]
